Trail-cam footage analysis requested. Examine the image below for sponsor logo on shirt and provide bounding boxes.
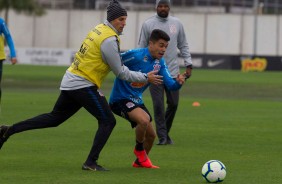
[129,96,142,104]
[130,82,146,88]
[123,57,135,63]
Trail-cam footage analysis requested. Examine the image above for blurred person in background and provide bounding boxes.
[0,0,161,172]
[138,0,193,145]
[0,17,17,104]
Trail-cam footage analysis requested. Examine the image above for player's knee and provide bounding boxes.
[138,118,150,128]
[99,115,116,128]
[108,116,116,128]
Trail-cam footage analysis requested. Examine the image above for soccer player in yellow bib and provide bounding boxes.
[0,0,162,172]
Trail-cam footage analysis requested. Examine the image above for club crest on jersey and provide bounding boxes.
[143,56,148,62]
[153,62,161,71]
[169,24,177,34]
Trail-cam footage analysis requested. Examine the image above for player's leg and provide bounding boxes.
[0,90,81,149]
[143,122,156,155]
[128,107,158,168]
[128,107,150,145]
[129,104,156,154]
[78,86,116,171]
[149,84,167,145]
[110,100,158,168]
[164,87,179,144]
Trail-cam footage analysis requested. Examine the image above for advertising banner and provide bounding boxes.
[4,48,282,71]
[5,47,76,66]
[179,54,282,71]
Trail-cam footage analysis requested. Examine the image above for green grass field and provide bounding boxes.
[0,64,281,184]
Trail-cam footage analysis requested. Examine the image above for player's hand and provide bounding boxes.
[176,73,186,85]
[10,57,17,65]
[185,67,192,79]
[147,70,163,85]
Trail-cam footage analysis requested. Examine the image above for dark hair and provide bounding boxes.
[149,29,170,42]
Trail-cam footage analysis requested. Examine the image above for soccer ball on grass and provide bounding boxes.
[201,160,226,183]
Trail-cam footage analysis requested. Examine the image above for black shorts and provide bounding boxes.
[110,99,152,128]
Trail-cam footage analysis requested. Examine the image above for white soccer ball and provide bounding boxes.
[201,160,227,183]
